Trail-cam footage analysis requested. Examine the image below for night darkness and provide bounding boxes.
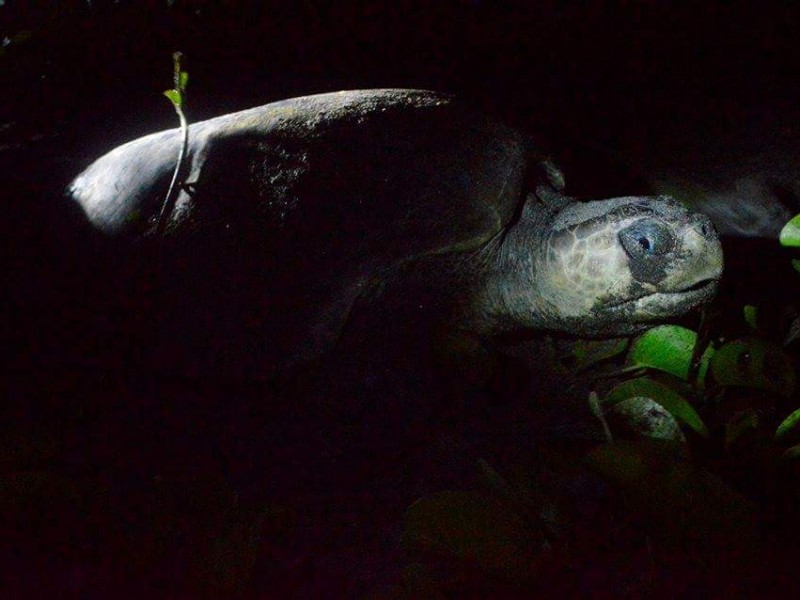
[3,2,800,598]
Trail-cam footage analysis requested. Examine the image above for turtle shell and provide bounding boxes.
[69,90,533,376]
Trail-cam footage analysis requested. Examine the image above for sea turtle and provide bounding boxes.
[68,89,723,379]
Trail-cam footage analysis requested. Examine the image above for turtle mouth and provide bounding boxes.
[604,277,719,318]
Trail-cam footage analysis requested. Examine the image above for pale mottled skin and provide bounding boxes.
[464,194,722,339]
[68,90,723,377]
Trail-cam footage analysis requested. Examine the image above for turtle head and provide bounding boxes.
[528,195,723,336]
[483,194,723,337]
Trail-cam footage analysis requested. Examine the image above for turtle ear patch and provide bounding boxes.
[618,219,676,284]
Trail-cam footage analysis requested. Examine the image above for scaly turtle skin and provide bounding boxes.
[68,89,723,378]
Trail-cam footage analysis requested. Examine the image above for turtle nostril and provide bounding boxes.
[696,219,715,237]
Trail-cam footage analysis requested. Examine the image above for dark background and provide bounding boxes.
[3,2,800,597]
[6,1,800,226]
[5,2,800,180]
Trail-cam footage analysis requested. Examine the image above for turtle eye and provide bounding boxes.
[637,235,653,253]
[619,220,674,259]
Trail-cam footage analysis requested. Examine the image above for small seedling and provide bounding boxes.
[156,51,189,236]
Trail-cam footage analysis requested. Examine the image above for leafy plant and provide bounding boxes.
[156,51,190,236]
[779,213,800,248]
[604,376,707,437]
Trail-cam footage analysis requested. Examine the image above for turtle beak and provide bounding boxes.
[664,216,724,294]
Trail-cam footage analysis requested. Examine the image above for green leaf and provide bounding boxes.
[709,338,796,397]
[605,377,708,437]
[403,491,547,580]
[585,440,760,571]
[569,338,628,371]
[783,443,800,460]
[779,213,800,247]
[724,409,760,450]
[792,259,800,275]
[163,89,182,108]
[606,397,688,451]
[743,305,758,330]
[775,407,800,443]
[179,70,189,91]
[626,325,713,384]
